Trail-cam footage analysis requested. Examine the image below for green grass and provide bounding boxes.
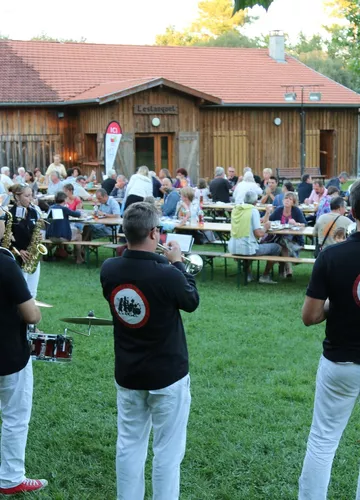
[13,248,360,499]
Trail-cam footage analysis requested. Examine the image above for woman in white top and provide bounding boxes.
[194,178,211,203]
[123,166,153,211]
[234,171,262,204]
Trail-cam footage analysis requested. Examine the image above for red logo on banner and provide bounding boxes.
[106,122,122,135]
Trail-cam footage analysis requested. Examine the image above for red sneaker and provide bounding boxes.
[0,478,48,494]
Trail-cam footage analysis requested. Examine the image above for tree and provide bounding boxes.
[232,0,273,14]
[31,32,87,43]
[197,30,259,47]
[156,0,250,46]
[0,32,9,39]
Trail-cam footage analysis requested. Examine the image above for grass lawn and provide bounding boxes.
[18,247,360,500]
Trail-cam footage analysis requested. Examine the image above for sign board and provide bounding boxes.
[134,104,178,115]
[104,121,122,175]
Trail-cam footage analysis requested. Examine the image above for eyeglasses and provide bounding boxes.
[152,225,162,232]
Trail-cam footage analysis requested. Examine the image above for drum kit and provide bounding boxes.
[29,302,113,363]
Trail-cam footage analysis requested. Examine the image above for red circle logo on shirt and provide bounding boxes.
[353,275,360,308]
[110,284,150,328]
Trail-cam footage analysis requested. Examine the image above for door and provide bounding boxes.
[85,133,98,161]
[135,134,173,173]
[320,130,337,178]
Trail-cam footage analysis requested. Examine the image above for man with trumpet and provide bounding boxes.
[0,207,48,495]
[100,201,200,500]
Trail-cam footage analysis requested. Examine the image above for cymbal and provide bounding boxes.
[60,316,113,326]
[35,300,53,308]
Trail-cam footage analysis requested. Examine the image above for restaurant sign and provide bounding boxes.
[134,105,178,115]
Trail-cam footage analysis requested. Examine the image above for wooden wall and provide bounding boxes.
[0,108,77,174]
[200,107,359,179]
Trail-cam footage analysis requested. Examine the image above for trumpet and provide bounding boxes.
[157,243,203,276]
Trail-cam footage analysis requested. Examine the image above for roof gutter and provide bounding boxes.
[202,103,360,109]
[0,99,99,107]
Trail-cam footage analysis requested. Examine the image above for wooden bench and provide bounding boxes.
[42,239,109,267]
[276,167,325,184]
[222,254,316,287]
[195,251,226,280]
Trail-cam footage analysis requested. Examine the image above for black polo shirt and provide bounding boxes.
[102,178,116,195]
[209,177,231,203]
[306,231,360,362]
[297,182,313,204]
[100,249,200,390]
[9,205,39,251]
[0,248,32,376]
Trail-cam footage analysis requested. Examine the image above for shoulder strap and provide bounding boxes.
[321,215,341,248]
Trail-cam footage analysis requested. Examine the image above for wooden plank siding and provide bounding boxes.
[200,108,358,180]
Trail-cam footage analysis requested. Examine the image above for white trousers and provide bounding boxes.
[22,262,40,299]
[299,355,360,500]
[116,374,191,500]
[0,359,33,488]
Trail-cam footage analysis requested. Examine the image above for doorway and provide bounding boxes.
[135,134,173,174]
[320,130,337,178]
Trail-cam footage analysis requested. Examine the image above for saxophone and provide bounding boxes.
[22,217,48,274]
[1,208,13,250]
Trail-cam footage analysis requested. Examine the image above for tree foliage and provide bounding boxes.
[31,32,86,43]
[156,0,250,46]
[232,0,273,13]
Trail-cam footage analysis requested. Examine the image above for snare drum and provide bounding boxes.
[28,333,73,362]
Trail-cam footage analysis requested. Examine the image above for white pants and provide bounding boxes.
[22,262,40,299]
[116,374,191,500]
[299,356,360,500]
[0,359,33,488]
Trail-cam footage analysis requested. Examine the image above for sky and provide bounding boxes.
[0,0,337,46]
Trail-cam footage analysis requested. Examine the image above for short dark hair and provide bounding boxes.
[283,181,294,192]
[302,174,310,183]
[123,202,159,245]
[269,176,278,183]
[25,170,34,182]
[350,180,360,220]
[330,196,346,211]
[55,191,67,204]
[63,183,74,193]
[176,168,188,177]
[313,180,324,187]
[67,168,74,177]
[327,186,340,196]
[96,188,108,197]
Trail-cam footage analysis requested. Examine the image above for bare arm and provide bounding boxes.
[254,221,270,239]
[18,298,41,324]
[302,297,328,326]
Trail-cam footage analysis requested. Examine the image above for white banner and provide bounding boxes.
[104,121,122,175]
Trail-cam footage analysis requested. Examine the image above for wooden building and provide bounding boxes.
[0,35,359,181]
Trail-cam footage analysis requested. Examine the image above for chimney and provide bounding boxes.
[269,30,285,63]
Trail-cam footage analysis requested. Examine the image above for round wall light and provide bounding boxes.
[152,117,161,127]
[274,117,282,126]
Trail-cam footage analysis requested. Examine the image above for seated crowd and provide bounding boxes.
[0,157,354,277]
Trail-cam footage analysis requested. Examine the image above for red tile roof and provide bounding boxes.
[0,40,359,106]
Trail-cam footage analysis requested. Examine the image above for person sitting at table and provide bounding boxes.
[260,168,273,190]
[63,183,83,211]
[227,167,238,191]
[102,169,117,195]
[326,171,348,193]
[315,186,340,220]
[260,176,281,204]
[65,168,77,185]
[209,167,231,203]
[46,154,67,181]
[46,191,84,264]
[173,168,191,189]
[263,192,306,278]
[297,174,313,203]
[234,171,262,204]
[122,166,153,211]
[176,187,212,244]
[15,167,26,184]
[74,176,94,201]
[47,171,64,195]
[110,175,127,199]
[24,171,38,194]
[161,178,180,217]
[273,181,295,208]
[228,190,282,284]
[304,180,328,205]
[194,178,211,204]
[314,196,352,251]
[158,168,173,183]
[84,188,121,240]
[33,167,46,186]
[0,166,14,190]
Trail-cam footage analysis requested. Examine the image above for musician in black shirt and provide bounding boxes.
[100,202,199,500]
[299,179,360,499]
[0,209,48,495]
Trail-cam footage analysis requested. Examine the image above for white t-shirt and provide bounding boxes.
[127,174,153,199]
[227,208,261,255]
[234,181,262,204]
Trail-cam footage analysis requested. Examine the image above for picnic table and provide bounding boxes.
[70,213,123,243]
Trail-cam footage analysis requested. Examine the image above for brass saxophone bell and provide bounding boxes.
[37,243,48,256]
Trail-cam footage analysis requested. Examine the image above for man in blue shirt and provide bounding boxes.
[87,188,121,239]
[326,172,348,193]
[161,178,180,217]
